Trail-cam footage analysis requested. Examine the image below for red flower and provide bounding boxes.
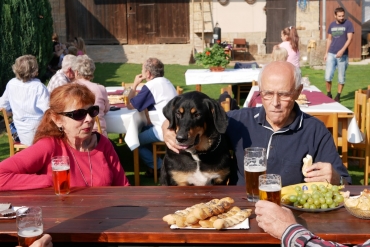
[205,51,211,56]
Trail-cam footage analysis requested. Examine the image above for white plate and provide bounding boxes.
[170,218,249,230]
[0,206,24,219]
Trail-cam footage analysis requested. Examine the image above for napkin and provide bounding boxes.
[347,117,364,144]
[0,203,15,217]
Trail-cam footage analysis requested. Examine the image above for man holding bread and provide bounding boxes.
[162,61,351,187]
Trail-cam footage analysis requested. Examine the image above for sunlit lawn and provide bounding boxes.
[1,62,370,185]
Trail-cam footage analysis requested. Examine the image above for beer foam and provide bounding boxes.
[244,166,266,172]
[259,184,281,192]
[52,165,70,171]
[18,227,43,237]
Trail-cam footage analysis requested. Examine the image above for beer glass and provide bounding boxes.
[51,156,71,195]
[16,206,43,247]
[244,147,267,202]
[259,174,282,205]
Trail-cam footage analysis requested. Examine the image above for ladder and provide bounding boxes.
[192,0,213,53]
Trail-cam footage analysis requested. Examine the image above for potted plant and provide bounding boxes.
[195,43,230,71]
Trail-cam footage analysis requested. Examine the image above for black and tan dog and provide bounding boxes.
[160,91,231,186]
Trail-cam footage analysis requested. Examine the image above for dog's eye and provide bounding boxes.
[194,113,200,118]
[176,112,181,118]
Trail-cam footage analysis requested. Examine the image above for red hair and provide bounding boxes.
[33,83,95,144]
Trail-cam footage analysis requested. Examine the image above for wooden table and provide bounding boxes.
[0,186,368,246]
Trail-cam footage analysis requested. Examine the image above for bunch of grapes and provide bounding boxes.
[288,184,344,209]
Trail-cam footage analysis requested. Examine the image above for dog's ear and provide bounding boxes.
[163,95,181,130]
[204,98,228,133]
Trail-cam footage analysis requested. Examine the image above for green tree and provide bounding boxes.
[0,0,53,95]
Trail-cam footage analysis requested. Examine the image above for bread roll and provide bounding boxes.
[302,154,313,177]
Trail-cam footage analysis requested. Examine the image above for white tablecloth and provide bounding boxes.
[185,68,261,85]
[243,85,363,144]
[105,87,147,151]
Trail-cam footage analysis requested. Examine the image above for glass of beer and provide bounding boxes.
[259,174,282,205]
[244,147,267,202]
[16,206,43,247]
[51,156,71,195]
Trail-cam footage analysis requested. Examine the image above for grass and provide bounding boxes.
[1,62,370,185]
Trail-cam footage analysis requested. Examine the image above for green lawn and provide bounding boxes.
[1,63,370,185]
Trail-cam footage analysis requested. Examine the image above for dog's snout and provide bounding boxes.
[176,134,188,143]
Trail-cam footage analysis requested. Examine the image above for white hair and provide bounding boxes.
[61,54,77,73]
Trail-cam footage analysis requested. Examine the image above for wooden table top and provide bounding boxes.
[0,186,369,245]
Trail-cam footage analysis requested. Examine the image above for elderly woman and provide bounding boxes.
[0,55,49,146]
[73,55,110,136]
[0,83,129,191]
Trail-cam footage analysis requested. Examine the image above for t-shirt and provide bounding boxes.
[130,77,177,141]
[279,41,300,67]
[328,19,354,55]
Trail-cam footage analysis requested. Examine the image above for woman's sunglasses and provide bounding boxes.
[58,105,99,121]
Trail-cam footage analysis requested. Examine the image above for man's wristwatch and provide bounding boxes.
[340,176,344,185]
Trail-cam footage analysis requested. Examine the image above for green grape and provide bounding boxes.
[303,203,310,209]
[297,191,304,197]
[294,201,300,207]
[311,184,318,191]
[321,203,328,209]
[319,197,326,204]
[307,198,314,204]
[331,185,339,192]
[325,191,333,198]
[309,204,317,209]
[319,184,326,190]
[302,194,309,201]
[329,202,336,208]
[299,198,307,205]
[289,195,297,203]
[297,196,302,202]
[326,198,333,205]
[313,199,320,206]
[334,195,344,203]
[306,193,312,198]
[320,187,328,193]
[312,194,319,200]
[295,186,302,192]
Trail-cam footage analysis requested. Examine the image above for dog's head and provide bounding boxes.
[163,91,228,151]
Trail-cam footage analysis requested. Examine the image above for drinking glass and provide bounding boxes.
[244,147,267,202]
[51,156,71,195]
[251,64,257,70]
[16,206,43,247]
[122,87,131,105]
[259,174,282,205]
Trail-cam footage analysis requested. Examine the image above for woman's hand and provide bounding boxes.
[16,234,52,247]
[162,120,185,153]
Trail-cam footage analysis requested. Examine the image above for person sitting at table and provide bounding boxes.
[255,200,370,247]
[47,54,76,93]
[126,57,177,177]
[272,45,288,62]
[0,55,49,146]
[0,83,130,191]
[73,55,110,137]
[162,61,351,186]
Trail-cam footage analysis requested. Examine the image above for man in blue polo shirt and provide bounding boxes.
[324,7,354,102]
[127,58,177,177]
[162,61,351,187]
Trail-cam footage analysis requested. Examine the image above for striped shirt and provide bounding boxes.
[282,224,370,247]
[0,77,49,146]
[47,69,70,93]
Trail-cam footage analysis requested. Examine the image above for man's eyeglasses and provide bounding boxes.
[260,90,296,101]
[58,105,99,121]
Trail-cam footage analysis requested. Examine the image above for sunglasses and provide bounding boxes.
[58,105,99,121]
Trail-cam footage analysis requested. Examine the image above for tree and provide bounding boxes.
[0,0,53,95]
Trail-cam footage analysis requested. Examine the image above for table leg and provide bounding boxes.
[342,119,348,168]
[134,148,140,186]
[196,84,202,92]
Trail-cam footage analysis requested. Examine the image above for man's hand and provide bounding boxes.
[162,120,185,154]
[303,162,341,184]
[324,53,328,61]
[16,234,53,247]
[255,200,296,239]
[335,50,344,58]
[134,74,145,87]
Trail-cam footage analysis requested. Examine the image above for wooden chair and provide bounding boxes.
[1,108,28,156]
[348,98,370,185]
[309,112,339,148]
[232,38,248,60]
[221,98,231,112]
[176,86,184,95]
[95,116,102,134]
[220,85,232,96]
